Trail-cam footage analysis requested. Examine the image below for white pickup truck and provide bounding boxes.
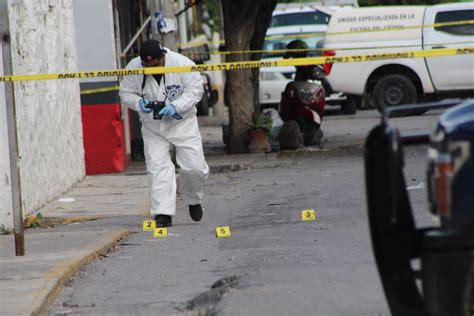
[323,3,474,113]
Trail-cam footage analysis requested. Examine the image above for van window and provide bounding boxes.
[434,10,474,36]
[270,11,331,28]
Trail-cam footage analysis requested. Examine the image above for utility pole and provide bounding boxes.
[0,0,24,256]
[177,0,188,45]
[149,0,178,51]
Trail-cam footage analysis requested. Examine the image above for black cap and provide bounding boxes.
[140,39,166,62]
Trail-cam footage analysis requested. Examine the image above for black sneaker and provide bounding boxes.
[189,204,203,222]
[154,215,172,227]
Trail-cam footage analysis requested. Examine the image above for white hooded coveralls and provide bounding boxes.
[119,49,209,217]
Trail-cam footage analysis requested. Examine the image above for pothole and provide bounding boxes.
[184,275,241,314]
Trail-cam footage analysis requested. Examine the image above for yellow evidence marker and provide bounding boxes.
[143,220,156,231]
[302,209,316,221]
[215,226,231,238]
[154,227,168,238]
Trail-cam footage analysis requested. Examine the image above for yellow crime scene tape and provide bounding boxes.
[178,19,474,53]
[80,86,120,95]
[80,41,473,95]
[194,41,474,57]
[1,47,472,83]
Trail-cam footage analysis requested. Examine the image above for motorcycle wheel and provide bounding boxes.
[341,95,358,115]
[303,122,322,146]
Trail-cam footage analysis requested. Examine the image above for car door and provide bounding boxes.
[423,4,474,91]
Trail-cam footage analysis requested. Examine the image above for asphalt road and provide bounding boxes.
[47,134,434,316]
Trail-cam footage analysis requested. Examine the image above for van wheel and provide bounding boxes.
[373,74,417,116]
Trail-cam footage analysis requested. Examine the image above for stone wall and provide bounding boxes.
[0,0,85,232]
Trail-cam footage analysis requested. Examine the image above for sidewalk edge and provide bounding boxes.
[24,229,129,316]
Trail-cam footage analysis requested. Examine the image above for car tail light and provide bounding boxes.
[433,154,453,217]
[322,49,335,75]
[428,140,470,218]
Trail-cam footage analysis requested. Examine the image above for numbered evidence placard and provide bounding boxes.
[215,226,231,238]
[154,227,168,238]
[143,220,156,231]
[301,209,316,221]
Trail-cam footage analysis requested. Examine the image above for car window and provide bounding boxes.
[262,33,326,58]
[434,9,474,36]
[270,11,331,28]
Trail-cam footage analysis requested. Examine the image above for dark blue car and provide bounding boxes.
[364,100,474,316]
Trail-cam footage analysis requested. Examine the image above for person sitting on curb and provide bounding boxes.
[279,39,326,148]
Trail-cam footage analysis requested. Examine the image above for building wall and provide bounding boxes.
[0,0,85,231]
[73,0,118,82]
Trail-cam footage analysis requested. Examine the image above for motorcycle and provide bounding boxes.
[278,74,325,148]
[365,100,474,316]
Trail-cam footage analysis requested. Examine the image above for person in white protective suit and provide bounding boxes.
[119,39,209,227]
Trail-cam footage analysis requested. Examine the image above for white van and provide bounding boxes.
[323,3,474,112]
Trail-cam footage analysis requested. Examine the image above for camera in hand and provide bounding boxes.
[145,101,166,120]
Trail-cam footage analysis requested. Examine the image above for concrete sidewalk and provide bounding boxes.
[0,110,441,315]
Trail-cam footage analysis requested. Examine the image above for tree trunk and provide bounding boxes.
[221,0,277,153]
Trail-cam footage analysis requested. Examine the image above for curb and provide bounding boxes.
[23,229,129,316]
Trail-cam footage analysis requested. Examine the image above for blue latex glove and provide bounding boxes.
[158,103,177,117]
[159,103,183,120]
[139,99,152,114]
